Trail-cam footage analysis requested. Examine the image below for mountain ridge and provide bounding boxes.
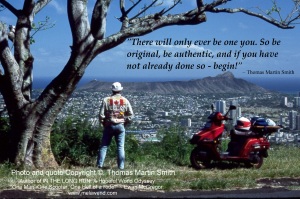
[78,72,270,94]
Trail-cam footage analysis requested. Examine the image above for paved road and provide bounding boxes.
[1,188,300,198]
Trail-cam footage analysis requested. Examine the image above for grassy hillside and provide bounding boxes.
[0,117,299,195]
[0,146,299,195]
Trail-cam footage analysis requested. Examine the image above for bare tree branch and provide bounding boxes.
[0,0,20,16]
[0,3,5,11]
[284,0,300,26]
[120,0,126,18]
[96,9,206,54]
[33,0,52,14]
[118,0,142,30]
[119,0,142,22]
[208,7,295,29]
[254,0,299,27]
[286,14,300,26]
[23,0,35,15]
[67,0,92,48]
[91,0,112,39]
[162,0,182,15]
[271,0,283,22]
[30,16,55,43]
[8,25,15,42]
[11,0,36,101]
[0,22,26,108]
[130,0,159,20]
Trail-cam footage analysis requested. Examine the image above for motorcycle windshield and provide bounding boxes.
[203,120,212,129]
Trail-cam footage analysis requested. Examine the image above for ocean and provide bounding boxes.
[243,77,300,94]
[32,76,300,94]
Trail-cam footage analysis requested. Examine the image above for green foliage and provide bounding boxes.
[51,118,194,167]
[0,116,9,133]
[30,16,55,44]
[2,116,300,192]
[45,116,300,177]
[51,116,102,166]
[51,117,142,167]
[157,126,193,165]
[0,117,10,162]
[1,146,299,192]
[190,178,228,190]
[262,145,300,177]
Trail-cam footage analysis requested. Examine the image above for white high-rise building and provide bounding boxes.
[187,118,192,127]
[282,97,288,106]
[181,118,192,127]
[237,107,242,118]
[289,110,297,130]
[215,100,226,114]
[229,100,238,122]
[296,115,300,130]
[279,114,285,126]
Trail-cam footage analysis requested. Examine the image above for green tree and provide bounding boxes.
[0,0,299,168]
[157,125,192,165]
[51,116,102,166]
[0,116,10,161]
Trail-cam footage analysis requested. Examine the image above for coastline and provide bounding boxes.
[32,76,300,94]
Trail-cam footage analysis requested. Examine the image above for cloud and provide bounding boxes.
[221,27,228,32]
[163,0,177,7]
[0,16,15,26]
[49,0,65,14]
[238,22,248,29]
[33,47,69,69]
[37,48,51,56]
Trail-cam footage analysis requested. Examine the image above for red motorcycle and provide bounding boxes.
[190,105,280,169]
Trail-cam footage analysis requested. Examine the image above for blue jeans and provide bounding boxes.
[97,123,125,169]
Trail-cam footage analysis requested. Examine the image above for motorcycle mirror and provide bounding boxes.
[229,105,236,110]
[211,104,215,111]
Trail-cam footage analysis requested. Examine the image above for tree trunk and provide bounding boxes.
[12,128,58,169]
[9,106,59,168]
[31,129,58,168]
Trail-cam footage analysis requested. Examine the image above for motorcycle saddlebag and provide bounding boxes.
[251,117,268,126]
[251,117,279,134]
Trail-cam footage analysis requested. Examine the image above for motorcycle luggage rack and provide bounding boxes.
[251,125,281,134]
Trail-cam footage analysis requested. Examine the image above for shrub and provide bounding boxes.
[51,116,141,167]
[51,116,102,166]
[51,118,193,167]
[0,117,10,162]
[157,126,193,165]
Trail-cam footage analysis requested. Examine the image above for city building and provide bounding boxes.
[279,114,286,126]
[294,97,300,108]
[229,99,238,122]
[281,97,288,106]
[296,115,300,131]
[215,100,226,114]
[289,110,298,130]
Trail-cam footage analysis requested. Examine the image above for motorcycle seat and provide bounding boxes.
[231,129,254,136]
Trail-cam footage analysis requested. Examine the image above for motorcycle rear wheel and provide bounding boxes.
[190,148,211,170]
[245,155,264,169]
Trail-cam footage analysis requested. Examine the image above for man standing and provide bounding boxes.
[97,82,134,169]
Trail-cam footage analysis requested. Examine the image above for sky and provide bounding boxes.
[1,0,300,83]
